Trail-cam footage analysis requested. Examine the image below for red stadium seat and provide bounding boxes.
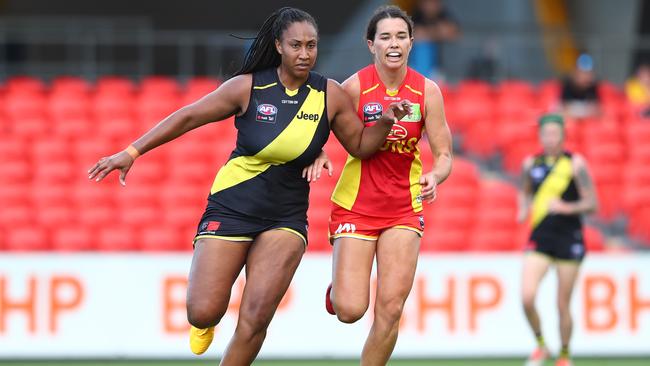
[51,76,91,95]
[35,204,76,229]
[92,92,135,120]
[0,160,31,184]
[183,77,221,104]
[421,228,469,252]
[125,157,167,185]
[625,121,650,145]
[48,92,90,121]
[96,76,135,95]
[135,94,181,129]
[584,226,606,252]
[73,138,115,173]
[6,76,45,94]
[52,227,94,251]
[168,160,214,185]
[114,184,160,209]
[94,116,136,140]
[162,203,204,229]
[5,226,50,251]
[119,206,160,229]
[0,137,27,163]
[0,203,31,227]
[76,204,116,229]
[469,227,520,251]
[478,180,518,210]
[33,160,75,184]
[140,76,180,95]
[97,226,138,251]
[140,227,184,251]
[0,183,31,206]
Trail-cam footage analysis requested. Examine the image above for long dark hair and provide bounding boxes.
[366,5,414,41]
[232,7,318,77]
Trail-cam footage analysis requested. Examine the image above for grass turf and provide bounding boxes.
[0,359,648,366]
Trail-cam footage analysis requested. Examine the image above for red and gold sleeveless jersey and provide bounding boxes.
[331,64,426,217]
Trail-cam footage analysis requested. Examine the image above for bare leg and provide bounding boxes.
[219,230,305,366]
[361,229,420,366]
[331,237,376,323]
[186,238,250,328]
[521,252,552,340]
[556,261,581,355]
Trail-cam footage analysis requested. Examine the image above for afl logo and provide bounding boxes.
[363,102,383,122]
[258,104,277,115]
[363,102,383,114]
[386,124,408,141]
[256,103,277,123]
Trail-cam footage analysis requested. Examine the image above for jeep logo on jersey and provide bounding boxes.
[256,103,277,123]
[297,111,319,122]
[386,124,408,141]
[363,102,383,122]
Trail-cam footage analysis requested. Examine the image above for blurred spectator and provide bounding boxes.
[561,53,600,118]
[410,0,460,79]
[625,61,650,115]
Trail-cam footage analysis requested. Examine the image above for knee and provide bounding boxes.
[557,299,572,318]
[375,298,405,325]
[186,300,226,329]
[334,299,368,324]
[522,292,536,312]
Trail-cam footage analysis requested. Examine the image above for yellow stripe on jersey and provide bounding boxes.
[409,147,424,212]
[405,84,423,96]
[362,83,380,95]
[253,82,278,90]
[530,155,573,229]
[331,155,362,210]
[210,87,325,194]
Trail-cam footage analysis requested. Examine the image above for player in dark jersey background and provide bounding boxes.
[517,114,598,366]
[88,7,412,365]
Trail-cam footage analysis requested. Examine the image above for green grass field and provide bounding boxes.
[0,359,648,366]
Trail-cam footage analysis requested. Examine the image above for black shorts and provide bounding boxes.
[193,202,308,246]
[527,228,585,262]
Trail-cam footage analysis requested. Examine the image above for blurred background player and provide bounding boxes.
[325,6,452,365]
[517,114,598,366]
[88,6,412,365]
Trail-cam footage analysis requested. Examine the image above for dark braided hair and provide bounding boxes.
[366,5,413,41]
[233,7,318,77]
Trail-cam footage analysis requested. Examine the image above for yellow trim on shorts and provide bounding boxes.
[330,233,378,241]
[274,227,307,245]
[392,225,424,237]
[194,234,254,242]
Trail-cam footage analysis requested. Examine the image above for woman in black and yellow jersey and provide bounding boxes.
[88,7,411,365]
[517,114,598,366]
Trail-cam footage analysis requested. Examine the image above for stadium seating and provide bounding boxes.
[1,75,645,252]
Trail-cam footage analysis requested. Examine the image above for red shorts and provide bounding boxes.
[328,203,424,242]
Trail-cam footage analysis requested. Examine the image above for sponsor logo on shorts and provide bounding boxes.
[199,221,221,235]
[571,243,584,258]
[419,216,425,230]
[335,223,356,234]
[363,102,383,122]
[256,103,277,123]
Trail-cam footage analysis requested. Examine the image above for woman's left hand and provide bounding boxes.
[302,150,334,182]
[420,172,438,203]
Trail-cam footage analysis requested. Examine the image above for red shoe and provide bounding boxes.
[555,357,573,366]
[325,283,335,315]
[525,347,550,366]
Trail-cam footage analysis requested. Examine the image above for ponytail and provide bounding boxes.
[232,7,318,77]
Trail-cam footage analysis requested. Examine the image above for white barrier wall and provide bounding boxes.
[0,253,649,358]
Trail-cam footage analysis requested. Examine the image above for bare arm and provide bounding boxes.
[517,156,534,223]
[328,78,408,159]
[423,79,453,185]
[88,74,251,184]
[131,74,251,155]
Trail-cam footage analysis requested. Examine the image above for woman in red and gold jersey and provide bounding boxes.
[324,5,452,364]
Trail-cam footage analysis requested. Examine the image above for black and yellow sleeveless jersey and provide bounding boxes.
[207,68,330,221]
[529,151,582,236]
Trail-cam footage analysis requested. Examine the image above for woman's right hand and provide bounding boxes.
[87,150,135,186]
[385,99,413,122]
